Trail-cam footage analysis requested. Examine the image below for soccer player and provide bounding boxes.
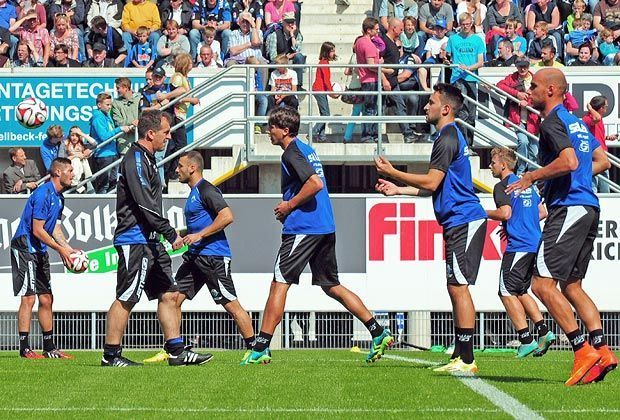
[11,158,76,359]
[241,107,394,365]
[374,83,487,373]
[486,147,556,358]
[506,68,616,386]
[102,109,211,367]
[144,151,255,363]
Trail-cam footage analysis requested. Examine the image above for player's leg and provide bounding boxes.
[12,248,42,358]
[223,300,255,355]
[17,296,39,358]
[518,293,555,356]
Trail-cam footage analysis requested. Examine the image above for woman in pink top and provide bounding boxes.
[264,0,295,26]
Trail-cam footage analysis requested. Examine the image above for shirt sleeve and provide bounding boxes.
[282,144,316,184]
[540,117,572,155]
[32,190,50,221]
[199,183,229,215]
[429,130,459,173]
[493,182,511,208]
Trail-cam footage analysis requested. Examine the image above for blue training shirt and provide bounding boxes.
[446,32,486,83]
[281,139,335,235]
[11,181,64,253]
[185,178,231,257]
[429,123,487,228]
[493,173,541,253]
[538,104,600,209]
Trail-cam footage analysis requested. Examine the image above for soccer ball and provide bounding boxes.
[330,82,343,99]
[15,97,48,129]
[69,250,89,273]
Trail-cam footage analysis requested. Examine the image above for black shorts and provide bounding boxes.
[175,253,237,304]
[11,248,51,296]
[534,205,599,282]
[499,252,536,297]
[115,243,178,302]
[274,233,340,287]
[444,219,487,285]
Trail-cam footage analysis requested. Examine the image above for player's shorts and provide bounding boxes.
[444,219,487,286]
[274,233,340,287]
[534,205,599,282]
[499,252,536,297]
[175,253,237,304]
[115,243,178,302]
[11,248,51,296]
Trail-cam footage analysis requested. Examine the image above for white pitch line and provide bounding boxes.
[0,407,502,414]
[383,355,543,420]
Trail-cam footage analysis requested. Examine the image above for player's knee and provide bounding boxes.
[21,295,36,308]
[37,293,53,309]
[160,291,179,306]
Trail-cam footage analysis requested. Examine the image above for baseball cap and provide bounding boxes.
[515,57,530,67]
[433,18,448,30]
[92,42,106,52]
[282,12,296,23]
[152,67,166,78]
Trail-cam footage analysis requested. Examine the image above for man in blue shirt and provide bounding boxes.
[507,69,615,386]
[486,147,555,359]
[11,158,76,359]
[40,125,67,172]
[242,107,394,365]
[375,83,487,373]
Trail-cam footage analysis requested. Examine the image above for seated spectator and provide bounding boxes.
[379,0,418,32]
[526,0,563,58]
[121,0,161,55]
[47,0,86,61]
[111,77,140,155]
[9,12,49,66]
[65,126,96,193]
[126,26,156,68]
[0,0,17,34]
[156,20,190,67]
[86,16,127,65]
[416,0,454,58]
[494,18,526,57]
[268,53,298,111]
[47,43,81,66]
[86,0,123,30]
[400,15,418,55]
[18,0,46,30]
[526,21,558,63]
[225,11,266,66]
[456,0,486,35]
[486,39,517,66]
[0,26,10,67]
[418,18,448,91]
[265,12,304,89]
[82,42,118,67]
[484,0,524,57]
[12,39,38,66]
[2,147,41,194]
[196,44,221,67]
[534,43,564,66]
[593,0,620,38]
[195,26,222,65]
[41,125,67,171]
[570,43,599,65]
[599,28,620,64]
[160,0,193,36]
[49,13,79,61]
[230,0,263,31]
[264,0,294,27]
[189,0,232,61]
[565,17,598,63]
[566,0,586,32]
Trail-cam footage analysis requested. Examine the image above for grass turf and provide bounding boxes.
[0,349,618,419]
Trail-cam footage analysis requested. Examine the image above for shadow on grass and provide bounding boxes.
[480,375,560,384]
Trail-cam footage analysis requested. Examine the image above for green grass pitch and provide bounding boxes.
[0,349,618,419]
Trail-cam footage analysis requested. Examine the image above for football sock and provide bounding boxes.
[42,330,55,352]
[456,328,475,364]
[363,317,385,339]
[534,320,550,337]
[244,335,256,350]
[451,331,461,360]
[589,329,606,349]
[567,329,586,352]
[19,332,29,354]
[103,344,122,360]
[517,328,534,345]
[253,331,272,352]
[164,337,185,356]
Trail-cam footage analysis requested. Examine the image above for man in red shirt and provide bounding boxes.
[582,95,618,193]
[354,17,380,143]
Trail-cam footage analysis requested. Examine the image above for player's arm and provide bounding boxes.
[33,220,73,268]
[375,178,432,197]
[375,157,445,192]
[592,145,611,176]
[275,174,323,221]
[487,205,512,221]
[487,182,512,221]
[183,208,233,245]
[538,202,547,221]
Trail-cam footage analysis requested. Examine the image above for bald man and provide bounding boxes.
[507,68,615,386]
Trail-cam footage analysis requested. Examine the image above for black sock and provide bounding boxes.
[535,320,549,337]
[164,337,185,356]
[517,328,534,345]
[451,331,461,360]
[567,329,586,352]
[103,343,122,360]
[253,331,273,352]
[364,317,384,339]
[456,328,475,364]
[19,332,29,354]
[42,330,55,352]
[589,329,606,349]
[244,335,256,350]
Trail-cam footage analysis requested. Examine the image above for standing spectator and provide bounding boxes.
[195,26,222,65]
[265,12,305,89]
[446,12,485,147]
[126,26,156,68]
[89,92,132,194]
[311,41,337,143]
[140,66,172,110]
[355,17,380,143]
[268,53,298,111]
[9,13,49,66]
[593,0,620,38]
[40,125,67,172]
[534,44,564,67]
[140,67,155,94]
[583,96,618,193]
[65,126,96,193]
[225,11,265,65]
[378,0,418,32]
[111,77,141,155]
[160,0,193,36]
[264,0,294,26]
[343,44,363,143]
[485,39,517,67]
[85,16,126,65]
[121,0,161,55]
[49,13,79,61]
[82,41,118,67]
[2,147,41,194]
[47,43,81,66]
[156,20,190,67]
[86,0,123,30]
[196,44,220,67]
[12,39,38,66]
[189,0,232,61]
[246,55,268,133]
[417,0,454,58]
[230,0,263,31]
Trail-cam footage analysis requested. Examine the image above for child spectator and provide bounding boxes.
[565,17,598,63]
[495,18,526,57]
[566,0,586,32]
[418,18,448,92]
[65,126,96,193]
[268,53,298,111]
[583,96,618,193]
[526,21,558,62]
[196,26,223,65]
[312,41,337,143]
[599,28,620,65]
[126,26,156,68]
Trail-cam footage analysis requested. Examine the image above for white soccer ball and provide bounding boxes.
[330,82,343,99]
[15,97,48,129]
[69,250,89,273]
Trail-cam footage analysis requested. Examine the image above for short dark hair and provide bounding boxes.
[433,83,463,114]
[499,39,514,52]
[91,15,107,30]
[181,150,204,171]
[138,109,173,139]
[8,147,23,160]
[268,107,300,136]
[54,43,69,54]
[541,42,556,55]
[590,95,607,111]
[578,43,593,54]
[50,157,72,176]
[362,17,379,34]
